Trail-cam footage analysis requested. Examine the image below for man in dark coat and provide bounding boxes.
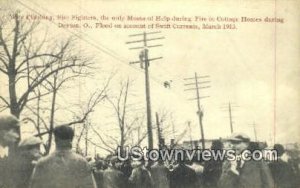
[269,144,297,188]
[219,133,274,188]
[150,159,170,188]
[120,159,132,179]
[129,159,153,188]
[170,159,197,188]
[103,156,128,188]
[93,160,106,188]
[29,125,96,188]
[203,140,223,188]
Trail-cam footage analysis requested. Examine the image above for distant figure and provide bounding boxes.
[219,133,274,188]
[0,115,20,156]
[0,114,20,188]
[29,125,97,188]
[103,156,128,188]
[150,159,170,188]
[129,158,153,188]
[94,160,105,188]
[269,144,297,188]
[170,159,197,188]
[120,159,132,179]
[203,140,223,188]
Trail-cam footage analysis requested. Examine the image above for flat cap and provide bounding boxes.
[18,136,42,148]
[228,133,250,142]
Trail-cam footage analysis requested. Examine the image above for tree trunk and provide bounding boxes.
[45,72,58,154]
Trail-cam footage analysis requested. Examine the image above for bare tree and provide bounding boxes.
[88,78,148,154]
[32,76,111,143]
[0,13,91,132]
[105,78,131,153]
[156,109,174,138]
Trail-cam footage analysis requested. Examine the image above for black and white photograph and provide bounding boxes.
[0,0,299,187]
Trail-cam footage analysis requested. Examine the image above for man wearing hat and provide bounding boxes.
[0,115,20,157]
[269,144,298,188]
[13,136,43,188]
[170,157,197,188]
[129,157,153,188]
[103,156,128,188]
[0,114,20,188]
[150,158,170,188]
[219,133,274,188]
[29,125,97,188]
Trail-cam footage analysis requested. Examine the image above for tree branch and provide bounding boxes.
[18,61,82,109]
[0,27,11,62]
[90,125,116,151]
[0,96,9,107]
[33,74,112,137]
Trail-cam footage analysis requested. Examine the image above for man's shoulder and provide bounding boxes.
[35,153,55,166]
[36,151,88,165]
[68,151,88,161]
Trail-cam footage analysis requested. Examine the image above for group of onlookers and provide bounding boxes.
[0,114,299,188]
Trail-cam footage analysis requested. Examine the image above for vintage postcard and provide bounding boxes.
[0,0,299,188]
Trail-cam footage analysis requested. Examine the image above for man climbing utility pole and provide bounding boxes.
[184,73,210,149]
[126,31,164,149]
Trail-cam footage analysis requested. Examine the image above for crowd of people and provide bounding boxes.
[0,114,299,188]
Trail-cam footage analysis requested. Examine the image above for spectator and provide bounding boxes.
[189,157,204,187]
[29,125,97,188]
[93,159,106,188]
[129,158,153,188]
[219,133,274,188]
[269,144,297,188]
[170,158,197,188]
[120,159,132,179]
[203,140,223,188]
[103,156,128,188]
[0,114,20,188]
[150,159,170,188]
[14,136,42,188]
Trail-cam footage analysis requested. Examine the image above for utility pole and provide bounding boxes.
[188,121,193,149]
[156,112,163,149]
[184,73,210,149]
[220,102,239,134]
[229,103,233,133]
[126,31,164,150]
